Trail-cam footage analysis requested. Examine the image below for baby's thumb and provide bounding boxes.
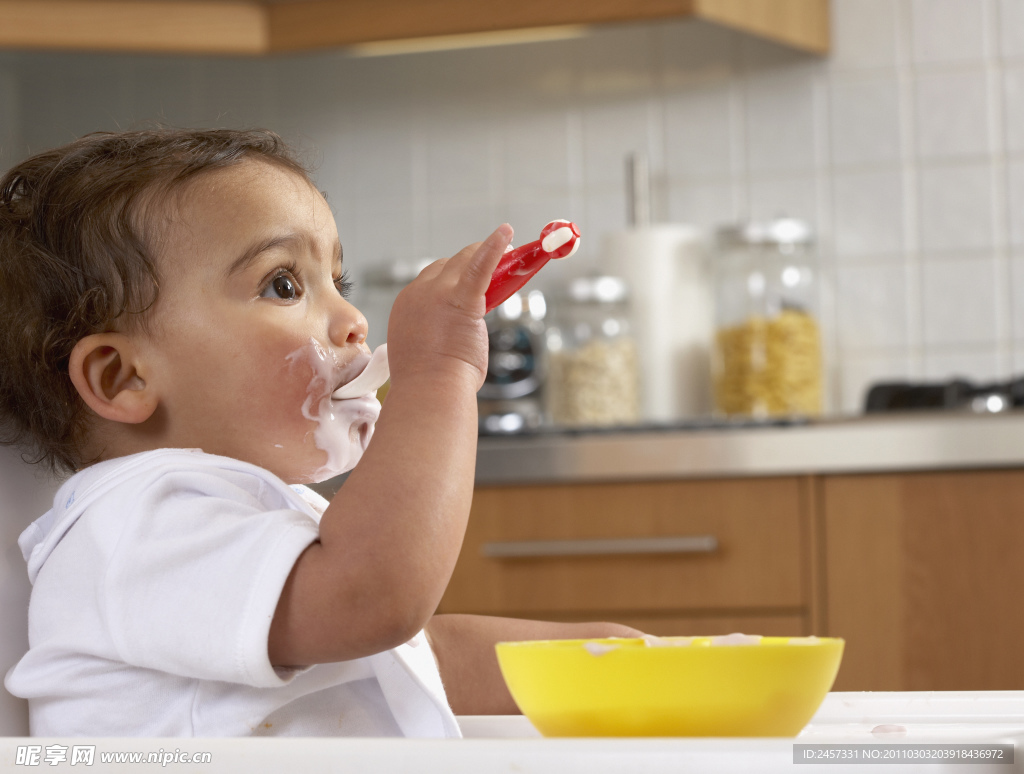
[454,224,514,302]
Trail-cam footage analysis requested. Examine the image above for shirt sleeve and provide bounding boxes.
[97,464,321,688]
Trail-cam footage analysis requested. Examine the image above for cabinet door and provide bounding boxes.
[823,471,1024,691]
[439,477,816,634]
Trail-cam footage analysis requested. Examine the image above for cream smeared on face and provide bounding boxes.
[285,338,381,482]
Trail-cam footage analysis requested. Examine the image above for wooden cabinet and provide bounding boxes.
[438,476,821,638]
[0,0,829,56]
[442,469,1024,692]
[822,471,1024,692]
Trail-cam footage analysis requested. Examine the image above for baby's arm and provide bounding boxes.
[425,614,644,715]
[269,226,513,668]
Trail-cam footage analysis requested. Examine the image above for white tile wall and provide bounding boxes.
[743,66,820,176]
[666,180,741,232]
[918,163,998,253]
[1007,252,1024,340]
[829,72,903,167]
[832,169,905,258]
[663,84,735,180]
[581,96,655,188]
[828,0,901,71]
[909,0,992,65]
[1001,65,1024,154]
[3,0,1024,415]
[914,69,992,159]
[748,175,821,225]
[835,262,910,351]
[501,109,574,191]
[921,255,1000,345]
[924,346,1003,382]
[999,0,1024,60]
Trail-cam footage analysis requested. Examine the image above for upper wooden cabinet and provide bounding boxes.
[0,0,829,57]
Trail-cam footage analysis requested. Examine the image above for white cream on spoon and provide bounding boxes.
[540,223,581,257]
[332,344,390,400]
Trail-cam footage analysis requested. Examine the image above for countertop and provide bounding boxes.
[475,411,1024,485]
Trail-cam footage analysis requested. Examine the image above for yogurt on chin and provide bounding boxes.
[286,338,383,482]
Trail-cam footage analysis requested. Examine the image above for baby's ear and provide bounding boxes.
[68,333,158,424]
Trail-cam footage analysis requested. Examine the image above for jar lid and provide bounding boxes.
[492,289,547,322]
[566,275,630,304]
[716,217,813,248]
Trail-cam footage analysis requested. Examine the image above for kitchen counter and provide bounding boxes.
[475,411,1024,484]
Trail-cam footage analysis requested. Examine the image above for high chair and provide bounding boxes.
[1,448,59,736]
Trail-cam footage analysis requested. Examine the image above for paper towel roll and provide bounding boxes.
[600,225,712,421]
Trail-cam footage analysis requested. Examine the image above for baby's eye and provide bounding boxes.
[261,272,301,300]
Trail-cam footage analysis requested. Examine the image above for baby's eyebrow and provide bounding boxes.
[227,234,301,277]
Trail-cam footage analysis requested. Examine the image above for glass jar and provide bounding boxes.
[713,218,823,417]
[545,276,640,427]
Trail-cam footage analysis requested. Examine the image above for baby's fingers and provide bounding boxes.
[449,224,513,305]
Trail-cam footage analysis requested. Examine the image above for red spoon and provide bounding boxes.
[485,220,580,312]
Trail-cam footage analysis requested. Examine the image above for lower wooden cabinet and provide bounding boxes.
[822,470,1024,692]
[440,468,1024,691]
[438,476,821,638]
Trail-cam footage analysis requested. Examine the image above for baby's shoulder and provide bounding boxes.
[21,449,319,586]
[67,449,300,516]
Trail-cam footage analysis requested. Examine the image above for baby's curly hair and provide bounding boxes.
[0,127,313,474]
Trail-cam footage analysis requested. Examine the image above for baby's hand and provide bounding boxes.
[386,225,513,391]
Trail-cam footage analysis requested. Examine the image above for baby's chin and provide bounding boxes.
[295,393,381,484]
[256,430,367,487]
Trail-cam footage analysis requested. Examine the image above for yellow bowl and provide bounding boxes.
[495,635,844,737]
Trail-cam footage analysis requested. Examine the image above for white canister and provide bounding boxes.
[599,225,712,422]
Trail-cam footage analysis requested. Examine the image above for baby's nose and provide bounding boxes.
[329,301,369,346]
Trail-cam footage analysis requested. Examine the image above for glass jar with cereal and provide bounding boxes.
[713,218,823,417]
[545,276,640,427]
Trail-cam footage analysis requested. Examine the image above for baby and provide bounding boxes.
[0,128,638,737]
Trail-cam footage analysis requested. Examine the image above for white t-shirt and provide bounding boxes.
[3,449,460,738]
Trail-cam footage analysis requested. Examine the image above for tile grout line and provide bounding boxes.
[896,0,925,378]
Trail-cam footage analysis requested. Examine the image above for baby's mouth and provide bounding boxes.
[333,351,372,396]
[331,344,390,400]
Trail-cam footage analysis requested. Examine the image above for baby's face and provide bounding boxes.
[139,159,378,483]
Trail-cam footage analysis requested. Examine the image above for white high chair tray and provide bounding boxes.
[1,692,1021,773]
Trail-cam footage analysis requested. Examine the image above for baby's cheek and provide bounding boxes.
[258,353,320,440]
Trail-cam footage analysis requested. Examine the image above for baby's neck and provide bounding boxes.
[78,406,176,468]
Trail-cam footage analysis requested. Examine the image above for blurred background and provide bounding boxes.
[0,0,1019,420]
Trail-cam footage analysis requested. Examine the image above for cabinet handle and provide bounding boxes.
[480,535,718,559]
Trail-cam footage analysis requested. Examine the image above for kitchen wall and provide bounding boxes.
[0,0,1020,414]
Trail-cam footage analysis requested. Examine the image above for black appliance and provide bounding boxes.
[865,377,1024,414]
